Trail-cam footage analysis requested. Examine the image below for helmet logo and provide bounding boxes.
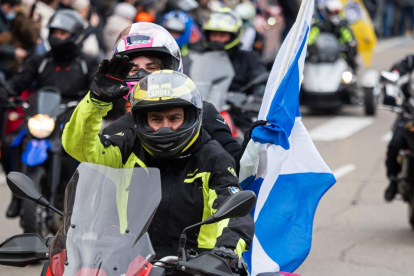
[149,89,173,98]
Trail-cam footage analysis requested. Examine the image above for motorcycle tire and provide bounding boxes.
[364,88,377,116]
[409,197,414,231]
[19,167,49,237]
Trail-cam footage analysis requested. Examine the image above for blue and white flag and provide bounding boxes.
[239,0,336,274]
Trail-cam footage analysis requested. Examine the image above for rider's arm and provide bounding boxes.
[62,92,130,168]
[208,150,255,258]
[202,102,241,160]
[4,55,41,95]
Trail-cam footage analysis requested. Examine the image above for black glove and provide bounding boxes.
[211,246,239,268]
[90,54,134,103]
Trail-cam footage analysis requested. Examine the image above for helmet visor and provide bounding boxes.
[130,71,203,111]
[204,12,241,33]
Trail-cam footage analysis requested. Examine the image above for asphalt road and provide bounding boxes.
[0,37,414,276]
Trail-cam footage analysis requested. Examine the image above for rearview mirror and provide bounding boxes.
[205,191,257,224]
[0,234,49,267]
[7,172,63,216]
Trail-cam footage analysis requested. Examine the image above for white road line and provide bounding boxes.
[381,131,393,142]
[309,117,374,141]
[333,164,356,179]
[375,37,413,53]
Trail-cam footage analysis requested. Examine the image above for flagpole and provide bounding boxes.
[264,0,312,118]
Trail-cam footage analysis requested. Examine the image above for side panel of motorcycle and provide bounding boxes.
[21,139,52,166]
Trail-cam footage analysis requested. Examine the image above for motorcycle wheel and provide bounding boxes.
[364,88,377,116]
[20,167,49,237]
[409,197,414,230]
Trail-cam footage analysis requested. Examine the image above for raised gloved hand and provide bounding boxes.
[90,54,134,103]
[211,246,239,268]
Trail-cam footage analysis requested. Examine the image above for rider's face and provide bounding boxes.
[51,29,72,40]
[208,31,231,43]
[129,56,161,76]
[147,108,184,131]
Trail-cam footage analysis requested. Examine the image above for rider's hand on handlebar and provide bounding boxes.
[90,54,134,103]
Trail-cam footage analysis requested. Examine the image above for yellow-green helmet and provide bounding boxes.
[130,70,203,159]
[202,7,244,51]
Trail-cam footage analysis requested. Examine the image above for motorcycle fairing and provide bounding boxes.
[10,128,28,147]
[21,139,52,166]
[302,59,348,93]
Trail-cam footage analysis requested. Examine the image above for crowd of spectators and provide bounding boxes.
[0,0,301,81]
[364,0,414,37]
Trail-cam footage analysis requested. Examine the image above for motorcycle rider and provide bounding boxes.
[0,9,98,218]
[384,55,414,201]
[201,7,267,96]
[101,23,241,163]
[161,10,201,57]
[61,56,255,260]
[308,0,358,71]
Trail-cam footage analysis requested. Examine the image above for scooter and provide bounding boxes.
[8,86,78,236]
[381,71,414,229]
[0,163,303,276]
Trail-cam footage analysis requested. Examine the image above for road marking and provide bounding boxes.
[309,117,374,141]
[375,37,413,53]
[333,164,356,179]
[381,131,392,142]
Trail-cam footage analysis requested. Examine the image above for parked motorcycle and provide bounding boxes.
[381,71,414,229]
[8,86,78,236]
[301,32,379,115]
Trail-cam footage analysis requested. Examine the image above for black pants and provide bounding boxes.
[386,117,409,179]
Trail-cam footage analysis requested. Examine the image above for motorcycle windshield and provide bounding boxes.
[188,51,235,110]
[49,163,162,276]
[314,33,341,63]
[26,89,61,117]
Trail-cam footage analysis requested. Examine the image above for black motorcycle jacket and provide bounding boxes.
[2,51,98,101]
[228,46,267,95]
[102,101,241,161]
[62,93,255,259]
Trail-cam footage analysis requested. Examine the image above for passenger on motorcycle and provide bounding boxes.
[101,23,241,162]
[384,55,414,201]
[62,60,255,261]
[201,7,267,96]
[308,0,358,71]
[160,10,201,57]
[0,9,98,219]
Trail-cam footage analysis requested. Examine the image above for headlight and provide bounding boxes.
[342,71,353,84]
[28,114,55,139]
[300,74,304,84]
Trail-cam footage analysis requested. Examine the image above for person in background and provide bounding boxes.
[0,9,98,218]
[103,2,136,58]
[383,0,396,37]
[234,1,263,55]
[7,3,40,75]
[201,8,267,95]
[161,10,201,56]
[72,0,106,59]
[0,0,28,79]
[399,0,414,35]
[308,0,358,71]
